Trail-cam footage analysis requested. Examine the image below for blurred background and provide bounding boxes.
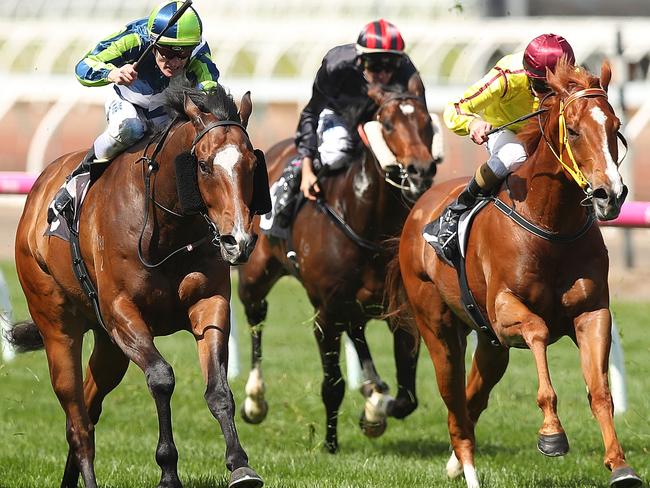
[0,0,649,273]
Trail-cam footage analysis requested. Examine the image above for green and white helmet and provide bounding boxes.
[147,1,202,47]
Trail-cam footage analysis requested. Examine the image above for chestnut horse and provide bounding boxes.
[388,60,642,488]
[7,83,268,488]
[237,77,440,452]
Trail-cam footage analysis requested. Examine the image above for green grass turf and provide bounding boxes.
[0,262,648,487]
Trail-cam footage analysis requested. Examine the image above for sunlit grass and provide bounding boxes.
[0,266,648,487]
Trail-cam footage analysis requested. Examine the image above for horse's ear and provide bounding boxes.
[239,91,252,128]
[184,92,206,129]
[407,73,426,99]
[600,60,612,92]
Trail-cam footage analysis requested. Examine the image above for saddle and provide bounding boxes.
[423,199,501,346]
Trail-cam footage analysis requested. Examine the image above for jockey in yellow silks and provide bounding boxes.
[424,33,576,266]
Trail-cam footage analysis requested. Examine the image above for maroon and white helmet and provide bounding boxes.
[523,33,575,79]
[356,19,405,55]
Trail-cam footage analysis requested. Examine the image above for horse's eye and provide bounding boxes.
[198,161,209,173]
[383,120,394,133]
[567,127,579,138]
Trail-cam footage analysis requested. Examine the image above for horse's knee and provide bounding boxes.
[587,388,614,416]
[146,361,175,397]
[205,377,235,417]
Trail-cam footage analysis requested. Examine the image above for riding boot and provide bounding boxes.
[274,161,303,228]
[48,149,110,224]
[48,149,96,224]
[423,163,501,265]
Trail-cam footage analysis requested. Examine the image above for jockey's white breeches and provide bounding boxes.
[317,109,356,168]
[485,129,528,179]
[93,90,167,161]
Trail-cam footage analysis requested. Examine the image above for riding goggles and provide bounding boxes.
[155,45,194,61]
[362,54,403,73]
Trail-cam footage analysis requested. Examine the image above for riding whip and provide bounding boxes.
[134,0,194,70]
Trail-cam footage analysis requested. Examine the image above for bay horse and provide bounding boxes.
[387,59,642,488]
[7,82,268,488]
[237,75,440,452]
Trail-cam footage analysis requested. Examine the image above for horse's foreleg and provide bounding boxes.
[465,336,509,425]
[190,295,263,488]
[240,298,268,425]
[111,298,181,488]
[497,293,568,457]
[387,322,419,419]
[314,314,345,453]
[574,309,641,487]
[238,256,284,426]
[39,325,98,488]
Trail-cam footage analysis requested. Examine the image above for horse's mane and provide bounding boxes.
[164,75,240,123]
[517,58,603,155]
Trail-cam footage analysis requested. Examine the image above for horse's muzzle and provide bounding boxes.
[220,233,258,264]
[592,184,628,221]
[406,160,437,197]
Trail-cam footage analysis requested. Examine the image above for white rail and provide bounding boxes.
[1,17,650,175]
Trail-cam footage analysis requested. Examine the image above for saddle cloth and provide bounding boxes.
[45,172,91,241]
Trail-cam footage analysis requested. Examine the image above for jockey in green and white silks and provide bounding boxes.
[75,0,219,162]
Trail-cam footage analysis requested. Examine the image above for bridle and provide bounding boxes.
[136,118,251,268]
[368,93,431,202]
[536,88,628,204]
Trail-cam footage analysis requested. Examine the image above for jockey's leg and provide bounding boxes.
[424,129,525,265]
[49,96,145,222]
[273,160,303,227]
[274,109,356,228]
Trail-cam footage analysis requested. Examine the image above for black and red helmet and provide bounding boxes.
[523,33,575,79]
[356,19,405,55]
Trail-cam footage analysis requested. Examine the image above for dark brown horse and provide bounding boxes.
[387,59,641,488]
[7,83,268,488]
[237,76,440,452]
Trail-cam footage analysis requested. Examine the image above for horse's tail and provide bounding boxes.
[4,320,44,352]
[383,238,418,341]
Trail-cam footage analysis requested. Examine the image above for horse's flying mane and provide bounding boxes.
[164,75,240,123]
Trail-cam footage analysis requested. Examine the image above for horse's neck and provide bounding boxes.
[146,124,197,231]
[336,149,403,236]
[514,142,588,233]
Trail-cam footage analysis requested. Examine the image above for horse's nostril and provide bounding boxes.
[592,187,609,201]
[220,235,237,249]
[406,165,417,175]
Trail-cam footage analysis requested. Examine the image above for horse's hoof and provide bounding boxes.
[610,466,643,488]
[324,439,338,454]
[537,432,569,457]
[229,466,264,488]
[359,411,387,438]
[240,398,268,424]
